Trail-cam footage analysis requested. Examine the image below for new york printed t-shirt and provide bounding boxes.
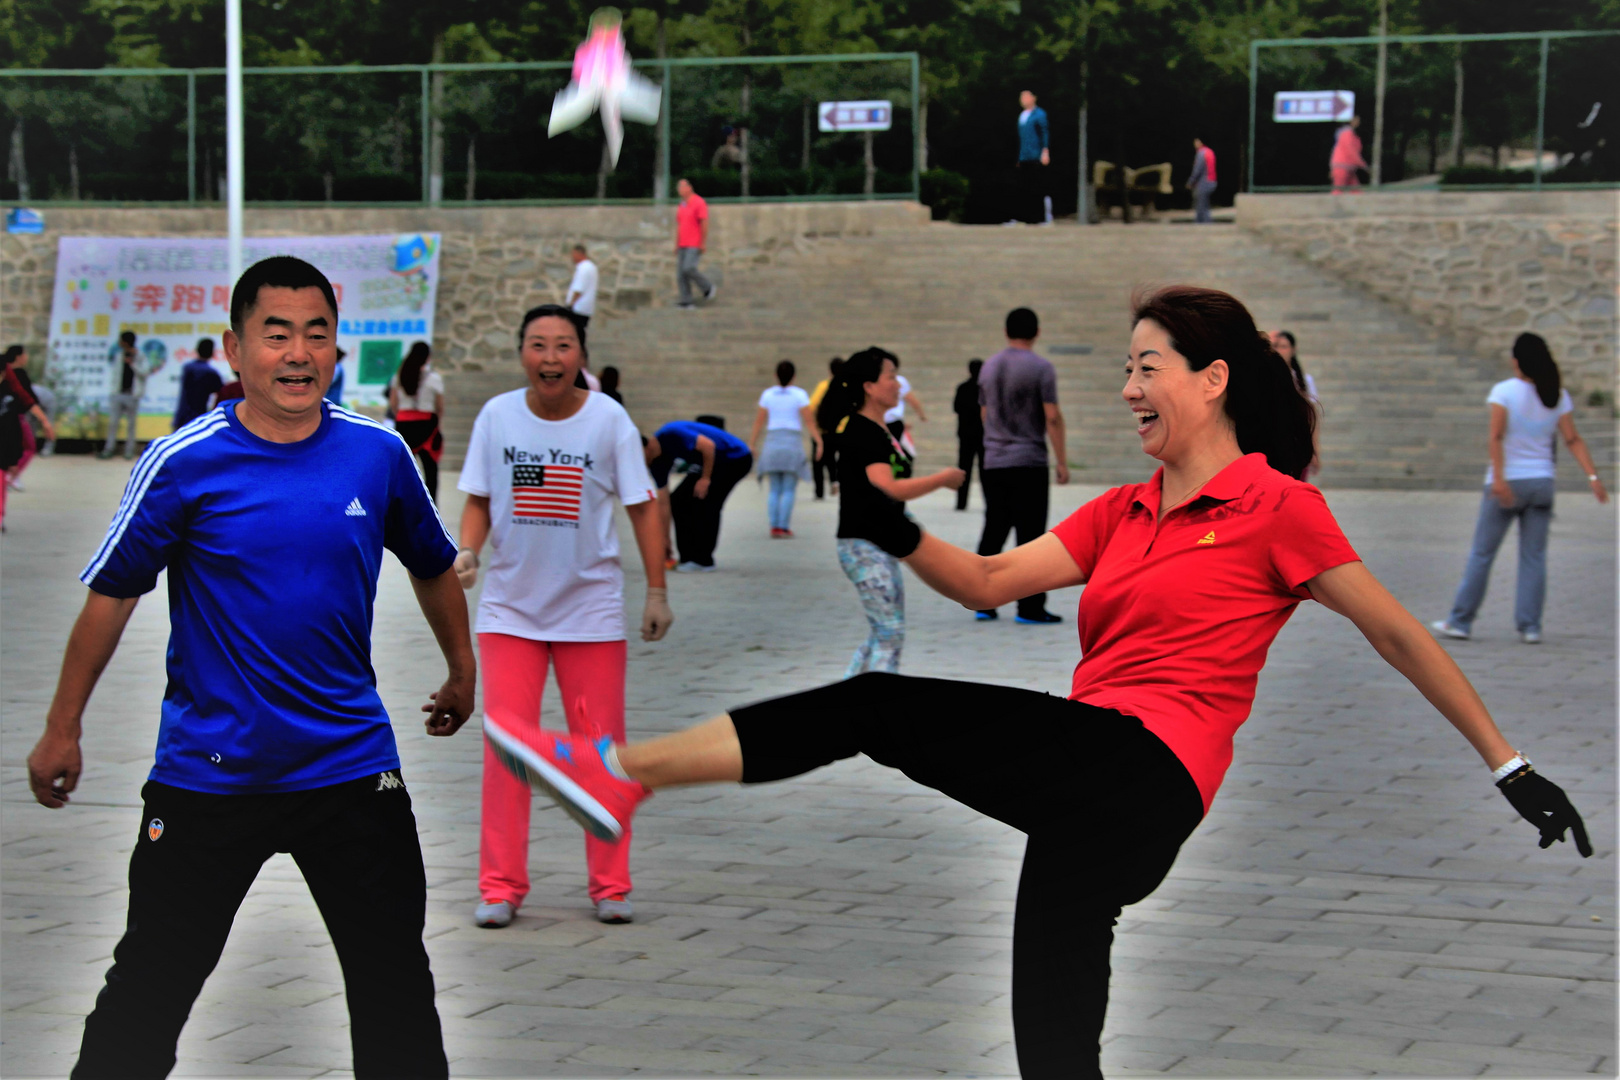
[459,390,656,642]
[759,384,811,430]
[1485,378,1573,483]
[1050,453,1359,812]
[80,402,457,795]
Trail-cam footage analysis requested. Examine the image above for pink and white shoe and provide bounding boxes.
[483,719,649,841]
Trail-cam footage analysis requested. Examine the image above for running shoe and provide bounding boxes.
[1521,629,1543,644]
[674,561,717,573]
[6,476,23,492]
[1015,610,1063,624]
[779,528,794,538]
[975,610,998,621]
[475,899,514,928]
[596,896,634,924]
[1429,620,1470,640]
[482,720,648,842]
[704,283,718,303]
[770,528,785,538]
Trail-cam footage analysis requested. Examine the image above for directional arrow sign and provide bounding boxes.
[818,100,893,133]
[1273,90,1355,123]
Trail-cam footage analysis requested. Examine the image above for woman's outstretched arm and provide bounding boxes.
[904,531,1085,612]
[1307,560,1516,767]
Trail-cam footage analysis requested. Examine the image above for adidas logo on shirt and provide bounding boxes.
[345,497,367,517]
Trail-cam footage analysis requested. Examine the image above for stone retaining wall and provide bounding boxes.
[1235,191,1618,394]
[0,200,929,374]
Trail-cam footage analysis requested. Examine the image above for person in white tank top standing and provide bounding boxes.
[1433,333,1607,644]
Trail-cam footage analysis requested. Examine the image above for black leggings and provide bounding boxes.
[730,673,1204,1079]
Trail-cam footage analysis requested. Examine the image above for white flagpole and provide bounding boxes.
[225,0,244,283]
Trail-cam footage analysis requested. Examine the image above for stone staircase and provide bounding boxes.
[443,222,1615,491]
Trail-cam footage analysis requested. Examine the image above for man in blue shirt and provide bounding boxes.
[171,336,224,430]
[644,418,752,571]
[25,256,474,1079]
[1012,89,1051,225]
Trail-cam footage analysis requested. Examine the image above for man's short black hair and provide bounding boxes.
[230,256,339,333]
[573,243,588,255]
[195,337,215,360]
[1005,307,1039,340]
[968,358,983,376]
[119,330,137,346]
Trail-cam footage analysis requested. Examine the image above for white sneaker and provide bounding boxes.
[596,896,633,924]
[674,561,717,573]
[1521,629,1543,644]
[1429,620,1470,640]
[475,899,514,928]
[704,283,718,303]
[6,476,22,492]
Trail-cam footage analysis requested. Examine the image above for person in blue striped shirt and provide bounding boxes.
[25,256,474,1080]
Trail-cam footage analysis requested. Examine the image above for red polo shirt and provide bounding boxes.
[1051,453,1359,812]
[676,193,708,248]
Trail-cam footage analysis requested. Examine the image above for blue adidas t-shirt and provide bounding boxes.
[80,402,457,794]
[649,421,751,487]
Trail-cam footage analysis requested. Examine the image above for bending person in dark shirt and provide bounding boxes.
[643,419,752,571]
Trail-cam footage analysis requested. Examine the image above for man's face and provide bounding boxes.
[677,179,693,199]
[223,285,337,421]
[571,249,585,265]
[1193,138,1204,149]
[121,342,137,363]
[1020,91,1035,110]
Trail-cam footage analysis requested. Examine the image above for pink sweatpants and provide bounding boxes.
[478,634,631,906]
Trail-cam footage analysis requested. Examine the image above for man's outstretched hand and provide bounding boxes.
[423,674,475,737]
[27,730,82,808]
[1498,767,1592,856]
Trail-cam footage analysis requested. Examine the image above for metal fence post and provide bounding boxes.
[1534,35,1549,191]
[420,67,431,205]
[910,52,921,201]
[659,60,672,206]
[1247,40,1258,194]
[187,70,196,204]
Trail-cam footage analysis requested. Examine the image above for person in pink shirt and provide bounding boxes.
[1330,115,1368,193]
[674,177,716,309]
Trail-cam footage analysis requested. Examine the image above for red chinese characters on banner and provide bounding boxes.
[212,285,230,310]
[171,284,206,314]
[133,284,167,312]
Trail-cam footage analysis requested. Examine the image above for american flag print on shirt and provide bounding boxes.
[512,463,583,522]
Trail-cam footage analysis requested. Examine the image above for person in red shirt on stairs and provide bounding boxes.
[481,284,1592,1080]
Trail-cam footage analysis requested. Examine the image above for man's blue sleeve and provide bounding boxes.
[80,453,186,597]
[383,438,457,579]
[1037,109,1050,151]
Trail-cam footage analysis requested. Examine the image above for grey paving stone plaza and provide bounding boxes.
[2,456,1615,1077]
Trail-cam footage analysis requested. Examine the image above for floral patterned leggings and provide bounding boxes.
[836,537,905,678]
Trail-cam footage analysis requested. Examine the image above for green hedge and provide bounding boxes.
[921,169,969,221]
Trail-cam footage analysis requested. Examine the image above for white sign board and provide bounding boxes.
[819,100,892,132]
[1273,90,1355,123]
[46,233,440,439]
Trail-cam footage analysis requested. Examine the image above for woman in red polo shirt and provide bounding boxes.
[483,285,1590,1079]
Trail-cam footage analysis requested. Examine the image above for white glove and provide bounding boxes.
[454,548,479,590]
[641,586,674,642]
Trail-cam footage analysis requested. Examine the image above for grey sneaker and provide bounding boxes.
[475,899,514,928]
[596,897,633,924]
[674,561,717,573]
[704,283,718,303]
[1430,620,1470,640]
[1521,629,1543,644]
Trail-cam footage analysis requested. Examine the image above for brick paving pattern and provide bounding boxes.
[3,456,1613,1077]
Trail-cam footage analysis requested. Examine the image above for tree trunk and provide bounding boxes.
[323,171,334,201]
[7,122,28,202]
[429,31,446,204]
[465,135,476,200]
[597,140,611,200]
[204,145,212,201]
[863,129,875,197]
[653,13,668,203]
[69,144,81,200]
[1451,52,1465,169]
[1118,127,1129,224]
[802,99,811,171]
[1077,55,1090,224]
[917,85,928,173]
[1427,119,1438,174]
[1370,0,1387,186]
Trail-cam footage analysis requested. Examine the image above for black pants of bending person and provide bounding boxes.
[730,673,1204,1079]
[956,434,983,510]
[977,465,1051,616]
[670,453,752,567]
[73,772,447,1080]
[812,430,839,499]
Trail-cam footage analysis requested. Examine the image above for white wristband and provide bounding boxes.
[1492,753,1531,782]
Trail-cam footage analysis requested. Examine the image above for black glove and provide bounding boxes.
[1497,766,1592,857]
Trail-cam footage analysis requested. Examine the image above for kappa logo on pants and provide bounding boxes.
[375,770,405,792]
[147,818,164,841]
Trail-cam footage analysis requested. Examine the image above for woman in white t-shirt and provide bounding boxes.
[881,357,928,454]
[454,304,674,928]
[388,341,446,501]
[1433,333,1608,644]
[748,360,822,537]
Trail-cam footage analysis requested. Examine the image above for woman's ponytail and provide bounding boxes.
[1131,285,1317,480]
[1511,332,1562,409]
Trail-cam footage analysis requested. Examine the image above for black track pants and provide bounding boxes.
[73,772,448,1080]
[977,466,1052,617]
[729,673,1204,1079]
